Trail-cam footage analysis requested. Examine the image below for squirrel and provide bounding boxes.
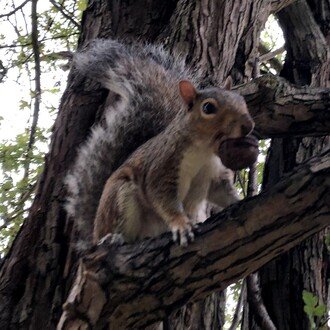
[65,39,254,247]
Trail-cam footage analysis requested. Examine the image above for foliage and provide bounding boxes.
[261,15,284,55]
[260,15,285,74]
[0,128,47,253]
[302,290,328,330]
[0,0,86,254]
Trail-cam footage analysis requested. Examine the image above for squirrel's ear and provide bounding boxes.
[179,80,197,106]
[223,76,233,90]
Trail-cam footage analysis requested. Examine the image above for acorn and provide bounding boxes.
[218,135,259,170]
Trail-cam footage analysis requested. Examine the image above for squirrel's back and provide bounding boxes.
[65,39,200,248]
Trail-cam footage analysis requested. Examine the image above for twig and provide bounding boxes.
[259,46,285,63]
[0,209,30,231]
[40,51,74,61]
[259,43,284,73]
[236,172,247,198]
[0,0,30,19]
[247,163,258,197]
[49,0,80,29]
[0,181,37,231]
[0,33,79,49]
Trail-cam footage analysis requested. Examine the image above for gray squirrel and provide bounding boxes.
[65,39,254,247]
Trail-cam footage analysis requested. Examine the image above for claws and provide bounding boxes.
[170,215,194,246]
[98,233,125,246]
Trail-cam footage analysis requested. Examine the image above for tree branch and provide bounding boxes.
[259,43,284,73]
[58,150,330,329]
[236,74,330,138]
[245,163,277,329]
[0,0,30,19]
[24,0,41,180]
[246,273,277,330]
[259,46,285,63]
[49,0,80,29]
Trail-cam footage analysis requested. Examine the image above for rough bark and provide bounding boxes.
[277,0,329,87]
[236,74,330,138]
[242,0,330,329]
[57,151,330,329]
[0,0,325,329]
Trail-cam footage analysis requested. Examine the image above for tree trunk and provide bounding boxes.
[242,0,329,329]
[0,0,327,329]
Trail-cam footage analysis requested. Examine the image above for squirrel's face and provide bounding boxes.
[179,80,254,143]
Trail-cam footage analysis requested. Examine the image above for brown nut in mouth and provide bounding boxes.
[218,136,259,170]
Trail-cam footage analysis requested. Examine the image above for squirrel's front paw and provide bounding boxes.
[170,215,194,246]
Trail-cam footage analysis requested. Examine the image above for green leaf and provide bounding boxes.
[314,304,326,317]
[303,290,318,308]
[19,100,30,110]
[77,0,88,11]
[303,305,314,318]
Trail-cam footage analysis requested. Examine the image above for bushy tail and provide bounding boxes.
[65,100,130,248]
[73,39,191,103]
[65,39,197,248]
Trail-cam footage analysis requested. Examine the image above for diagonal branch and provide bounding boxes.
[58,150,330,329]
[259,45,285,63]
[236,74,330,138]
[259,43,284,73]
[0,0,30,19]
[49,0,81,29]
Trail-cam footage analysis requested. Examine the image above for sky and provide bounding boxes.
[0,0,71,142]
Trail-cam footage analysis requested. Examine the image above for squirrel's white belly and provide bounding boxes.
[178,144,215,202]
[182,154,224,222]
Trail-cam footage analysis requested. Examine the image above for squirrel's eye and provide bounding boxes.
[202,102,217,115]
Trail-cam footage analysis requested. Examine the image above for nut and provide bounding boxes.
[218,136,259,170]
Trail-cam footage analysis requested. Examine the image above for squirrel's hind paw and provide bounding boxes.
[98,233,125,246]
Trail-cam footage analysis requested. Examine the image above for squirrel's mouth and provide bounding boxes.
[212,132,225,144]
[220,136,259,149]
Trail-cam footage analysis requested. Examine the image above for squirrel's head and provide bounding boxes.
[179,78,254,143]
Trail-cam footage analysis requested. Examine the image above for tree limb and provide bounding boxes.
[0,0,30,19]
[247,273,277,330]
[236,74,330,138]
[24,0,41,182]
[58,150,330,329]
[246,162,277,330]
[259,46,285,64]
[49,0,81,29]
[259,43,284,73]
